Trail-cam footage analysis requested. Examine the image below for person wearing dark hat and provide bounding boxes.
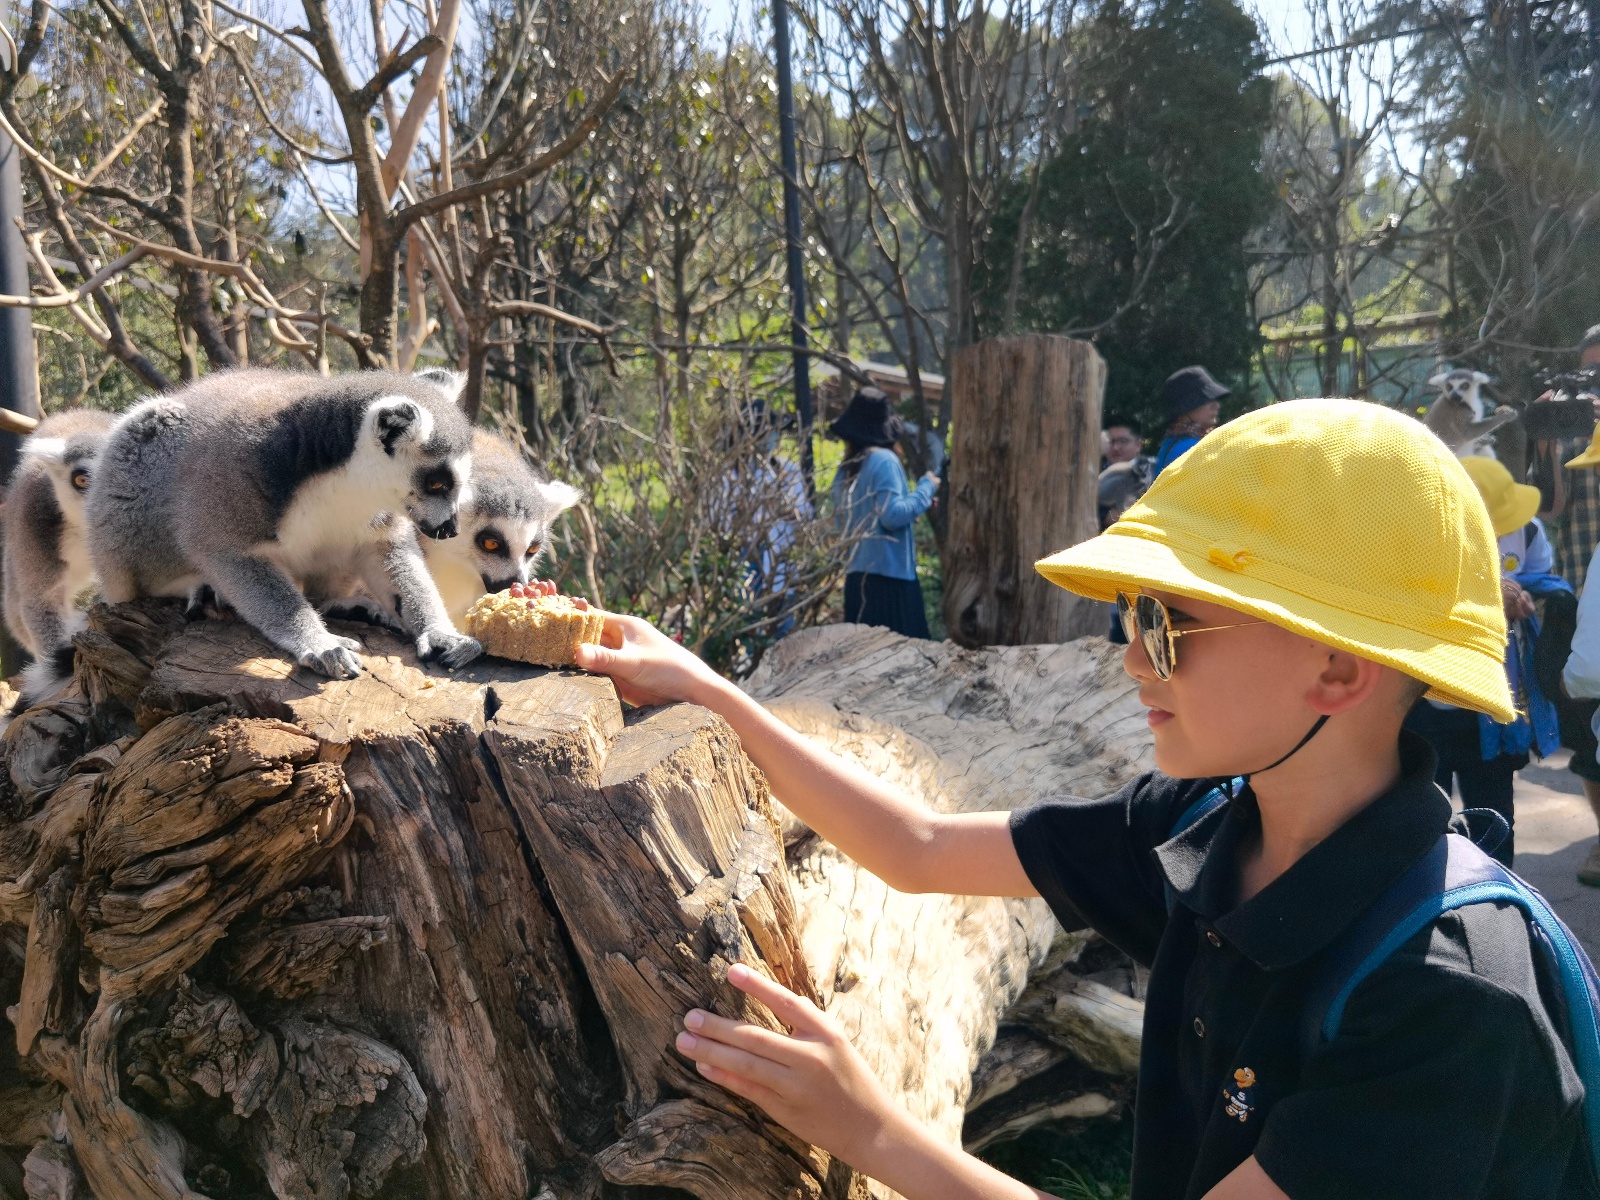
[1152,365,1230,477]
[828,387,940,638]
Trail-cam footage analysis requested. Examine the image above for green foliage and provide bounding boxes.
[981,1117,1135,1199]
[978,0,1272,432]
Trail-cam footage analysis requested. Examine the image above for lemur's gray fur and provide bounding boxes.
[320,429,581,629]
[1,409,114,700]
[1425,368,1517,459]
[85,369,481,679]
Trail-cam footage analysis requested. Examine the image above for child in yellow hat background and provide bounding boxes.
[1402,456,1567,866]
[575,400,1591,1199]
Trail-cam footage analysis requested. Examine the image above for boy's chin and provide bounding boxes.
[1152,735,1241,782]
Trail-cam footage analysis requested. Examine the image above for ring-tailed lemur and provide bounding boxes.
[427,430,580,624]
[319,429,581,629]
[85,369,481,679]
[1425,368,1517,459]
[2,409,114,700]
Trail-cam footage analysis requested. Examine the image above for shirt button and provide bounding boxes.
[1193,1017,1206,1038]
[1206,930,1223,948]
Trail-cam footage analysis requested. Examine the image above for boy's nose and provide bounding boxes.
[1123,632,1157,682]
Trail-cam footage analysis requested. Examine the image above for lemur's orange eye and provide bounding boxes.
[70,470,89,491]
[482,538,501,553]
[525,543,541,558]
[427,480,446,494]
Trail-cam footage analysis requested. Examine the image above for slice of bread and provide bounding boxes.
[465,591,604,667]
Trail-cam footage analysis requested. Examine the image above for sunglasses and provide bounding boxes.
[1115,592,1261,681]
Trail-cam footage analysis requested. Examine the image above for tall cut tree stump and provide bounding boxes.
[0,606,1152,1200]
[943,335,1107,648]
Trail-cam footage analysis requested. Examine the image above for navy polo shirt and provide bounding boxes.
[1010,732,1596,1200]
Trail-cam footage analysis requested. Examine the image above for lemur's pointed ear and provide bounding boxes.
[539,479,582,516]
[372,397,431,456]
[414,368,467,408]
[1428,372,1449,388]
[1473,371,1493,385]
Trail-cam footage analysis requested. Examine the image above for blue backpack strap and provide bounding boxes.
[1303,831,1600,1181]
[1162,778,1245,914]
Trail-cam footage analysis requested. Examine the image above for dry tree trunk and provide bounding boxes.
[942,335,1107,648]
[0,608,1151,1200]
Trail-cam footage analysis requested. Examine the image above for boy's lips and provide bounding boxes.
[1141,694,1174,727]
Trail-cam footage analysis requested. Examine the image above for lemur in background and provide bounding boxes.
[1,409,114,701]
[85,369,481,679]
[1425,368,1518,459]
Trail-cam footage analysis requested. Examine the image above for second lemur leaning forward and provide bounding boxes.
[2,408,115,700]
[85,369,482,678]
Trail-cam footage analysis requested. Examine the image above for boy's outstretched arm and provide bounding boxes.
[575,611,1036,898]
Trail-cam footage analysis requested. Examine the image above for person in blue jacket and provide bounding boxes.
[828,387,940,638]
[1152,365,1229,477]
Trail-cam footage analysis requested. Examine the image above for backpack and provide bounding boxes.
[1168,782,1600,1179]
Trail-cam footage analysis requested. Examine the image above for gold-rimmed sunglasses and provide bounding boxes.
[1115,592,1262,681]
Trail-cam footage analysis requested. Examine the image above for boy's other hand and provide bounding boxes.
[574,611,725,707]
[675,963,901,1170]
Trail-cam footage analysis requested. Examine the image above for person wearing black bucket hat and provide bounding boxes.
[827,387,940,638]
[1152,365,1230,478]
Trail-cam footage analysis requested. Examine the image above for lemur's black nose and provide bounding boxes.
[422,516,458,539]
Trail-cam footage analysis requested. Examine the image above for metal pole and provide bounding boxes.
[0,37,40,679]
[772,0,814,499]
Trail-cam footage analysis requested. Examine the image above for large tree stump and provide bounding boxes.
[943,335,1107,648]
[0,608,1152,1199]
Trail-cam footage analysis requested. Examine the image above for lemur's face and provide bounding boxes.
[369,395,474,539]
[462,513,551,594]
[40,440,102,521]
[409,455,472,540]
[1436,370,1488,411]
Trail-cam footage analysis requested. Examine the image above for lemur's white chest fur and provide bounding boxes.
[47,477,96,602]
[258,442,411,580]
[427,555,487,628]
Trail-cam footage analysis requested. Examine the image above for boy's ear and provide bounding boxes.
[1305,648,1387,716]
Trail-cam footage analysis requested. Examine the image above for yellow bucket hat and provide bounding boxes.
[1566,423,1600,468]
[1458,456,1541,538]
[1036,398,1513,721]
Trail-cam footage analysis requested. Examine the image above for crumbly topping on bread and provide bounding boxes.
[465,591,604,667]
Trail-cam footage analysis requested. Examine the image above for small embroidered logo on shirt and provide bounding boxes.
[1503,552,1522,574]
[1222,1067,1256,1123]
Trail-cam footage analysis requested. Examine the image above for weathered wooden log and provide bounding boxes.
[0,608,1152,1199]
[943,335,1108,648]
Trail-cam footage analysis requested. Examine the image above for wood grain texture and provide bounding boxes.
[943,335,1107,647]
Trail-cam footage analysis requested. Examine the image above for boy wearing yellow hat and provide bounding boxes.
[575,400,1592,1200]
[1403,456,1562,866]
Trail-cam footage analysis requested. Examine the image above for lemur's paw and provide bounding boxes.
[416,628,481,669]
[299,640,364,679]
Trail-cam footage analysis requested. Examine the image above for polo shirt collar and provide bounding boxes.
[1153,731,1450,970]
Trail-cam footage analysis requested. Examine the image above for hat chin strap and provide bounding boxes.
[1243,713,1331,781]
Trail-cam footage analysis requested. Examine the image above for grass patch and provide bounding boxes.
[980,1117,1134,1200]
